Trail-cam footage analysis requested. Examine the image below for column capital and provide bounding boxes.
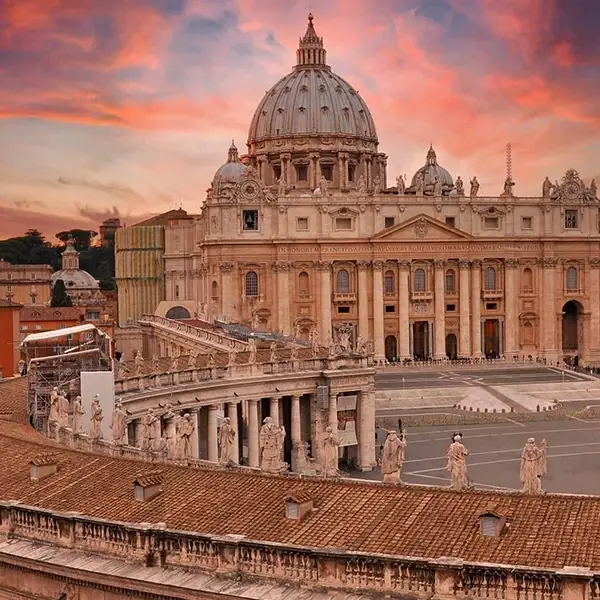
[398,260,411,270]
[537,257,558,268]
[471,259,482,269]
[505,258,520,269]
[357,260,371,270]
[458,259,470,269]
[372,260,385,271]
[590,258,600,269]
[316,260,333,271]
[433,259,445,270]
[271,260,292,273]
[219,262,235,273]
[280,152,292,160]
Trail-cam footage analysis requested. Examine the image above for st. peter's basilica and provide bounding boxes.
[116,14,600,366]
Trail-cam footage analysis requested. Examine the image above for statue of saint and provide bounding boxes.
[373,174,381,194]
[337,329,351,353]
[470,176,480,197]
[381,430,406,483]
[542,176,552,198]
[433,176,443,197]
[134,350,144,376]
[259,417,286,473]
[269,342,277,363]
[590,179,598,200]
[319,175,329,196]
[57,390,70,428]
[72,396,84,434]
[218,417,236,465]
[228,346,237,366]
[503,177,514,196]
[455,176,465,196]
[294,323,302,339]
[90,395,103,440]
[251,313,260,330]
[310,330,320,358]
[520,437,547,494]
[278,176,287,197]
[248,336,257,364]
[294,441,311,473]
[322,426,340,477]
[188,352,197,369]
[207,352,216,368]
[48,387,60,428]
[178,413,195,458]
[355,335,366,355]
[415,171,425,196]
[396,174,405,195]
[152,354,160,372]
[110,398,127,445]
[356,174,367,194]
[446,433,470,491]
[328,336,337,358]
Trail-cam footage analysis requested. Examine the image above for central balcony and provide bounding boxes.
[333,292,357,304]
[410,291,433,302]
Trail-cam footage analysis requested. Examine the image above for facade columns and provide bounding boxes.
[275,262,291,335]
[328,392,338,432]
[504,259,519,356]
[458,260,471,357]
[434,260,446,359]
[372,261,385,360]
[540,258,558,360]
[270,397,280,426]
[398,261,411,359]
[318,262,332,344]
[358,388,376,471]
[219,263,234,319]
[189,409,200,459]
[471,260,483,357]
[590,259,600,356]
[357,261,370,339]
[280,152,291,186]
[291,394,302,472]
[207,405,219,463]
[247,399,259,468]
[227,402,239,464]
[309,152,319,189]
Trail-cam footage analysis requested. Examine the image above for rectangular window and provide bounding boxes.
[522,216,533,230]
[296,165,308,181]
[348,164,356,183]
[385,305,396,313]
[445,216,456,228]
[384,217,395,228]
[175,285,180,299]
[321,165,333,181]
[337,306,350,314]
[242,210,259,231]
[21,325,28,331]
[85,310,101,321]
[486,302,498,310]
[273,165,282,181]
[484,217,499,229]
[296,217,309,231]
[335,217,353,231]
[565,209,578,229]
[446,304,456,312]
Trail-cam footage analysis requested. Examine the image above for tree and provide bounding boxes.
[55,229,98,251]
[50,279,73,307]
[0,230,61,269]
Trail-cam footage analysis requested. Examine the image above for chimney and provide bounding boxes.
[30,454,58,482]
[285,489,313,521]
[134,471,164,502]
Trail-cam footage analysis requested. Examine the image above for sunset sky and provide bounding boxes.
[0,0,598,239]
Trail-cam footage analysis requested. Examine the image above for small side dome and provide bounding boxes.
[410,145,454,189]
[213,141,246,183]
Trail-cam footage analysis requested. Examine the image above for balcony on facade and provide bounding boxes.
[482,289,503,300]
[411,290,433,302]
[333,292,357,304]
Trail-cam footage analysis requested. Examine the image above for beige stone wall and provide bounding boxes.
[0,263,52,305]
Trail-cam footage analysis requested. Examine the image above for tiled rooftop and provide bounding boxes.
[1,376,600,570]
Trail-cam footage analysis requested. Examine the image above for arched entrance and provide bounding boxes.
[385,335,397,362]
[165,306,191,319]
[445,333,458,360]
[562,300,583,361]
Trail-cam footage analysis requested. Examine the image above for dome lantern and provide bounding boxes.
[296,13,328,69]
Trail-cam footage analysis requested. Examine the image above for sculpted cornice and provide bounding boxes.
[471,259,482,269]
[219,262,235,273]
[315,261,333,271]
[398,260,411,270]
[433,259,445,269]
[356,260,371,270]
[271,261,292,272]
[458,259,470,269]
[537,258,558,268]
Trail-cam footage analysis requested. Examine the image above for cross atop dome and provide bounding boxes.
[296,13,328,69]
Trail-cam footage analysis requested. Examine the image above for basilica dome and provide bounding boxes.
[213,141,246,183]
[410,145,454,189]
[247,14,378,145]
[51,240,99,292]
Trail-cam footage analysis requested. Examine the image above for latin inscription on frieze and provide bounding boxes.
[279,243,542,255]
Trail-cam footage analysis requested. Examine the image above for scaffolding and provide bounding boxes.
[21,324,113,433]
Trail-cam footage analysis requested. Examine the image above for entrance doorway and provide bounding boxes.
[385,335,397,362]
[413,321,429,360]
[445,333,458,360]
[562,300,583,357]
[484,319,500,359]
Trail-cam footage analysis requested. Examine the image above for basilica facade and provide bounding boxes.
[118,14,600,366]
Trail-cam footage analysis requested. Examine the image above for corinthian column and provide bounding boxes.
[291,394,301,472]
[207,405,219,462]
[458,260,471,357]
[318,261,332,344]
[398,261,411,359]
[540,258,557,360]
[247,399,259,468]
[504,259,519,356]
[219,262,235,319]
[434,260,446,359]
[372,261,385,360]
[590,259,600,357]
[357,261,370,339]
[471,260,483,357]
[274,261,291,335]
[227,402,239,464]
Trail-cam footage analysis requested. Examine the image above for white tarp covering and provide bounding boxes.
[80,371,116,440]
[21,323,98,345]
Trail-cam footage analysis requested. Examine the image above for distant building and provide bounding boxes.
[99,217,121,247]
[0,298,21,378]
[0,260,52,305]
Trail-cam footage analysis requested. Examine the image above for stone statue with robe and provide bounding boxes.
[503,177,514,196]
[290,344,298,361]
[310,330,320,358]
[328,337,337,358]
[319,175,329,196]
[542,176,553,198]
[90,395,103,440]
[48,387,60,429]
[470,177,479,197]
[110,399,127,445]
[57,391,70,428]
[228,346,237,366]
[152,354,160,372]
[322,426,340,477]
[260,417,286,473]
[381,430,406,483]
[170,354,179,372]
[373,174,381,194]
[140,408,156,451]
[248,336,257,364]
[188,352,197,369]
[447,434,471,491]
[269,342,277,363]
[134,351,144,376]
[455,176,465,196]
[433,176,443,196]
[520,437,547,494]
[72,396,84,434]
[355,335,366,356]
[207,352,216,368]
[278,176,287,197]
[396,174,406,195]
[178,413,195,459]
[218,417,236,465]
[356,174,367,194]
[415,172,425,196]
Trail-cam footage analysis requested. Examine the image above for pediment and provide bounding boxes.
[372,214,473,241]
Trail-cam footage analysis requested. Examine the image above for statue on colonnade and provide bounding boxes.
[260,417,286,473]
[321,426,340,477]
[72,396,84,434]
[381,429,406,483]
[447,433,471,491]
[218,417,236,465]
[90,394,103,440]
[520,437,547,494]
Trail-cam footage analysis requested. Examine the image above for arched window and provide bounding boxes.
[522,267,533,291]
[384,270,395,294]
[484,267,497,291]
[211,281,219,298]
[336,269,350,293]
[445,269,455,293]
[245,271,259,297]
[298,271,309,295]
[566,266,578,291]
[414,268,426,292]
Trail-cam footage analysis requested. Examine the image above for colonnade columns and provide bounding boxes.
[270,397,280,426]
[328,392,338,432]
[470,260,483,357]
[398,261,411,359]
[207,405,219,462]
[357,261,370,339]
[458,260,471,357]
[227,402,239,464]
[372,261,385,360]
[318,262,332,344]
[275,262,291,335]
[433,260,446,359]
[247,399,260,468]
[219,263,234,319]
[504,259,519,356]
[291,395,302,472]
[280,153,291,186]
[540,258,558,360]
[590,259,600,356]
[358,387,376,471]
[309,152,319,189]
